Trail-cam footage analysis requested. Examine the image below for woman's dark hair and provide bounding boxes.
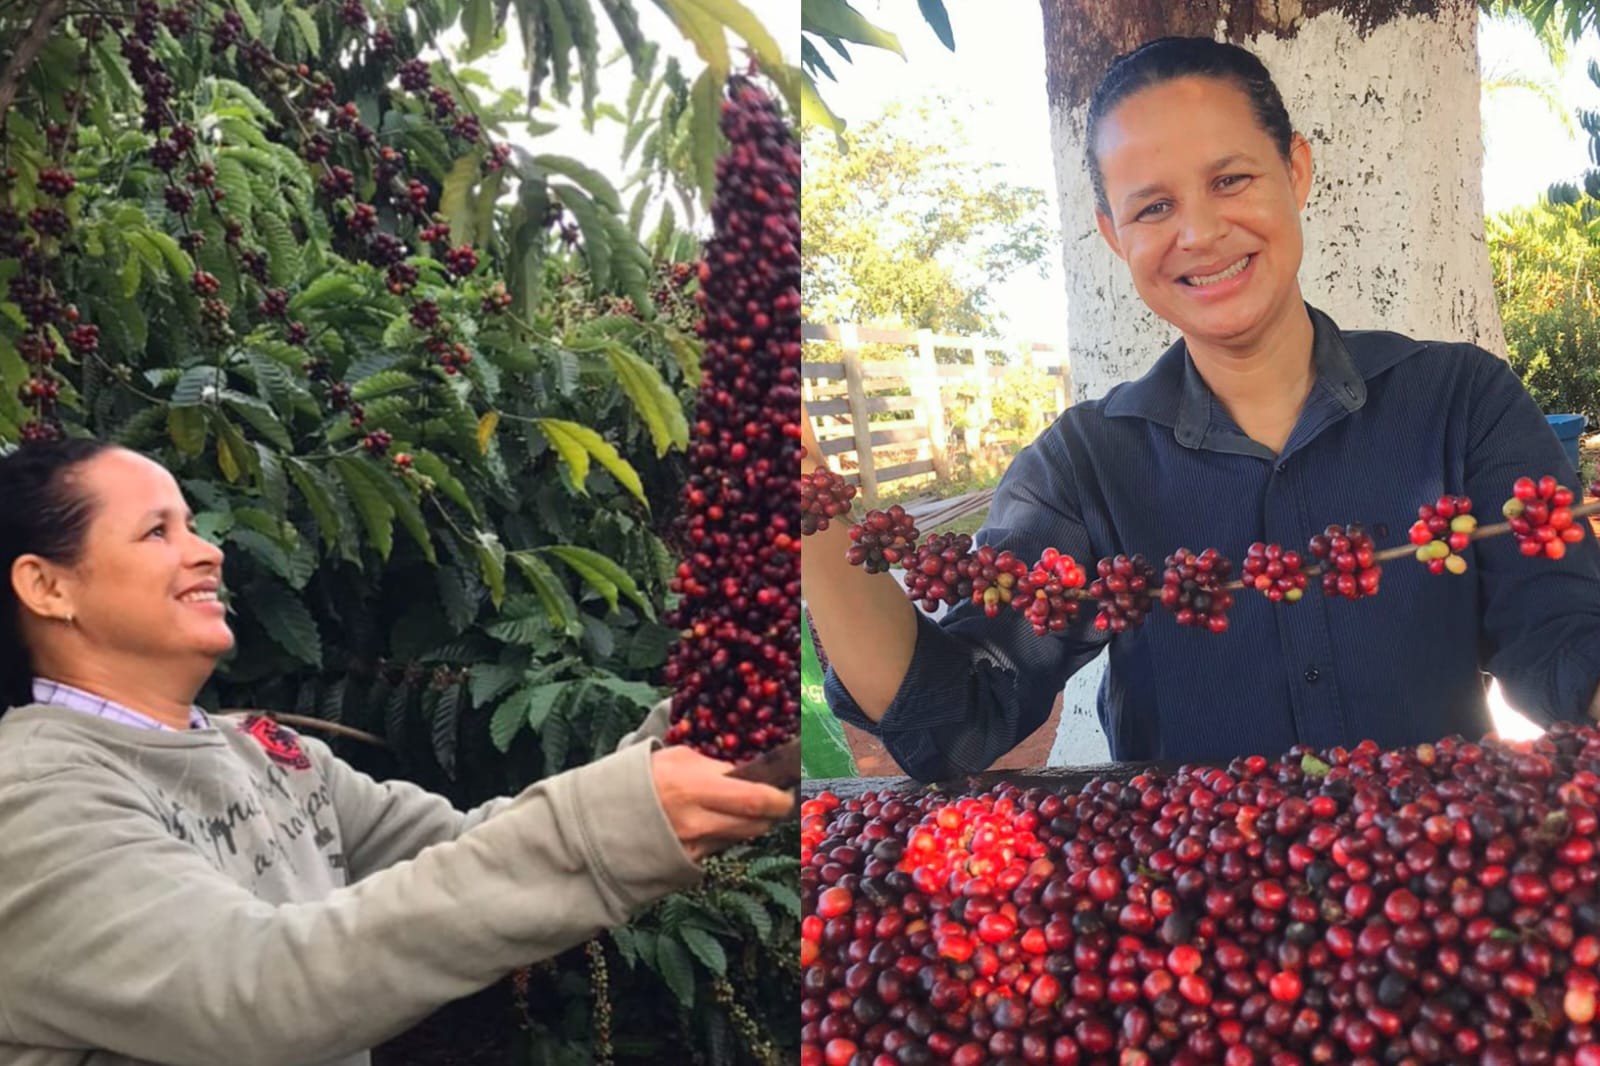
[0,438,117,712]
[1085,37,1295,215]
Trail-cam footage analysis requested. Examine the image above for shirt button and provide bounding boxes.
[1304,668,1320,683]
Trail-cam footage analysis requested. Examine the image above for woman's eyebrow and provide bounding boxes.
[137,506,196,526]
[1122,179,1168,209]
[1121,153,1257,210]
[1207,152,1250,173]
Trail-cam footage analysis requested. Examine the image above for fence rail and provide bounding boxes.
[802,323,1070,507]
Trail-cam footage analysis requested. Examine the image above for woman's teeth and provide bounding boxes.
[180,590,218,603]
[1184,255,1251,286]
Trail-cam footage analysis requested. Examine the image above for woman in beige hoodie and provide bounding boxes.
[0,437,792,1066]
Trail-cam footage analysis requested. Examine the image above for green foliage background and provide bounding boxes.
[1490,201,1600,430]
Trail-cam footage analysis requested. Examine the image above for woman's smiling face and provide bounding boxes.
[1093,75,1314,354]
[54,448,234,663]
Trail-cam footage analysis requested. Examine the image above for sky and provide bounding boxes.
[1480,16,1600,212]
[811,4,1600,353]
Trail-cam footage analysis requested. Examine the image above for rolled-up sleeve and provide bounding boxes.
[824,426,1108,781]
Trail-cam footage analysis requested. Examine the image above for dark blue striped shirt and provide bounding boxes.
[825,305,1600,781]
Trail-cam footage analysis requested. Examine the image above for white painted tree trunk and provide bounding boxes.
[1040,4,1504,765]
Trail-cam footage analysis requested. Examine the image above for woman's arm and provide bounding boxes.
[289,696,680,882]
[1462,346,1600,723]
[810,418,1108,782]
[801,414,922,720]
[0,743,700,1066]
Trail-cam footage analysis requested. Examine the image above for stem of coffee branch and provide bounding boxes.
[0,0,68,118]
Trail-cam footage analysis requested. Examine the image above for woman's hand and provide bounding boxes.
[649,746,795,862]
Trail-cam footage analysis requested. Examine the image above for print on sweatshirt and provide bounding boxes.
[137,715,349,893]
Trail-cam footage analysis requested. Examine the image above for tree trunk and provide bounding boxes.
[1037,0,1504,765]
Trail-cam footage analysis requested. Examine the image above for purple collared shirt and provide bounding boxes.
[32,678,210,732]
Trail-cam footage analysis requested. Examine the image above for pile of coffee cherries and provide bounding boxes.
[802,723,1600,1065]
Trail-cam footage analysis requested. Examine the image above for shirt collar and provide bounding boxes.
[31,678,210,732]
[1101,303,1416,450]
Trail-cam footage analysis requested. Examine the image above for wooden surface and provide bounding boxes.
[904,487,996,531]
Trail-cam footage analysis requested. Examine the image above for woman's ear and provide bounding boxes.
[1290,133,1314,212]
[11,555,75,626]
[1095,209,1126,261]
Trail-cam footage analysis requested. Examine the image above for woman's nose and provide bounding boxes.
[187,528,226,568]
[1177,201,1228,250]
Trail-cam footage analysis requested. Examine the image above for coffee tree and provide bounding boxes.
[0,0,797,1060]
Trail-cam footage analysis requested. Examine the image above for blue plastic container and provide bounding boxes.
[1546,413,1587,473]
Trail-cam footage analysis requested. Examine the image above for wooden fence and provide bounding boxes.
[802,323,1070,507]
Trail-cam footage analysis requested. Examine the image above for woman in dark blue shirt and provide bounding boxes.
[802,37,1600,782]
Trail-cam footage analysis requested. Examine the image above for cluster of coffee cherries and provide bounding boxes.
[480,281,513,316]
[1410,496,1478,575]
[1241,543,1309,602]
[1505,477,1586,560]
[16,375,62,416]
[6,162,78,441]
[903,533,978,613]
[1161,548,1234,633]
[230,0,502,385]
[1017,549,1088,636]
[424,335,474,376]
[444,244,480,277]
[662,77,801,762]
[361,429,393,458]
[1088,554,1159,633]
[847,507,921,575]
[801,722,1600,1066]
[649,258,700,325]
[35,167,75,198]
[8,0,533,459]
[970,545,1032,620]
[1307,524,1381,601]
[802,455,859,536]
